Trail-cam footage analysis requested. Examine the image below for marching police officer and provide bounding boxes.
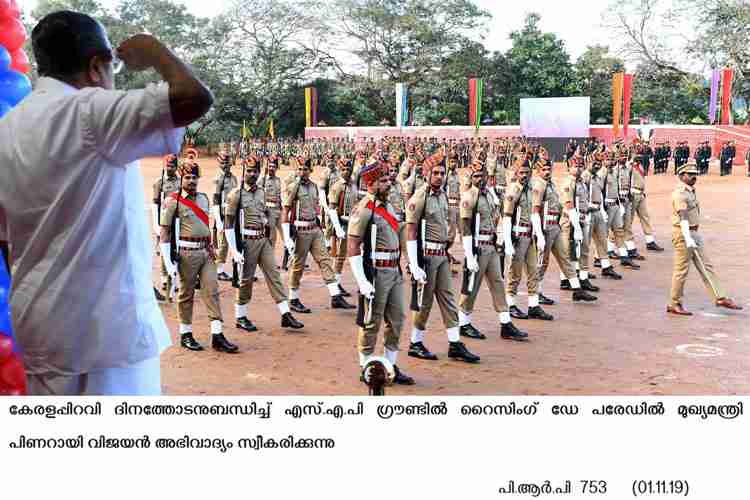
[213,150,238,280]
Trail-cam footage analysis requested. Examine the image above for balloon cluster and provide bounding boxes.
[0,0,28,395]
[0,0,31,119]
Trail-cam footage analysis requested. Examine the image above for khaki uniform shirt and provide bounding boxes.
[599,166,619,202]
[283,179,319,221]
[671,184,700,227]
[583,170,604,206]
[260,175,282,210]
[348,193,403,252]
[329,177,358,220]
[406,185,449,242]
[631,162,646,192]
[161,192,211,238]
[319,166,340,196]
[559,175,588,223]
[446,170,461,205]
[388,179,406,221]
[226,185,268,230]
[460,185,499,233]
[503,181,532,225]
[617,164,633,201]
[152,174,181,204]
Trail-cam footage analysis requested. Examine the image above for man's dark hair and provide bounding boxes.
[32,10,110,79]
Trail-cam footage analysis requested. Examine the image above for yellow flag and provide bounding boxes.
[268,118,275,140]
[612,73,624,138]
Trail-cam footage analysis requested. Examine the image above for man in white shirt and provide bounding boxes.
[0,11,213,395]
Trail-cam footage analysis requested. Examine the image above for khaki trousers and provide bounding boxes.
[358,268,405,356]
[238,238,287,306]
[670,230,726,306]
[177,249,223,324]
[536,224,576,282]
[606,203,626,249]
[560,216,591,273]
[413,254,459,330]
[447,206,459,250]
[459,246,508,314]
[288,228,337,289]
[621,201,635,243]
[631,193,654,237]
[589,211,609,261]
[332,235,348,274]
[267,209,282,248]
[215,229,229,265]
[505,236,539,296]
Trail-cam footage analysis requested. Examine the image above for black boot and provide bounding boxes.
[393,365,415,385]
[580,279,600,292]
[338,284,351,297]
[601,266,622,280]
[331,294,356,310]
[628,248,646,261]
[460,323,486,340]
[646,241,664,252]
[528,305,554,320]
[620,257,640,269]
[539,293,555,305]
[593,258,602,268]
[448,341,480,363]
[236,317,258,332]
[588,272,597,280]
[217,271,232,281]
[607,250,618,259]
[572,289,598,302]
[408,341,438,360]
[211,333,239,353]
[560,279,571,290]
[281,312,304,329]
[289,298,311,313]
[509,305,528,320]
[500,322,528,341]
[180,333,204,351]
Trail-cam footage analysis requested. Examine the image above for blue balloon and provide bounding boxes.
[0,69,31,106]
[0,99,11,119]
[0,46,9,71]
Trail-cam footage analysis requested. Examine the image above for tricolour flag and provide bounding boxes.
[468,78,483,130]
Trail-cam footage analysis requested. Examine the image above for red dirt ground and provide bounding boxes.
[140,157,749,395]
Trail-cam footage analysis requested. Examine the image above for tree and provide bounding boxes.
[574,45,625,123]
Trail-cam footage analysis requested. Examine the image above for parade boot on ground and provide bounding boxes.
[628,248,646,261]
[448,341,480,363]
[500,322,528,341]
[459,323,486,340]
[538,294,555,305]
[281,312,304,329]
[408,342,438,360]
[573,289,598,302]
[180,333,204,351]
[509,305,528,320]
[646,242,664,252]
[528,305,553,321]
[289,298,312,314]
[338,284,352,297]
[217,271,232,281]
[212,333,239,353]
[580,279,600,292]
[331,294,356,309]
[236,317,257,332]
[560,279,571,290]
[620,257,640,269]
[602,267,622,280]
[393,365,416,385]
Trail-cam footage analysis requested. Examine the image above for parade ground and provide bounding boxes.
[141,157,749,396]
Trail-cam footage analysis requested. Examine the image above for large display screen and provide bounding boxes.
[520,97,591,137]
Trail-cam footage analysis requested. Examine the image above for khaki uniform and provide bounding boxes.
[531,177,576,283]
[446,170,461,249]
[615,163,634,248]
[458,185,507,314]
[226,185,286,306]
[487,154,507,201]
[629,162,654,239]
[213,171,238,266]
[600,166,626,250]
[162,192,223,325]
[328,177,358,273]
[319,165,340,240]
[559,174,590,271]
[260,174,283,248]
[406,185,458,330]
[153,174,181,289]
[669,184,725,306]
[583,169,608,260]
[503,181,539,296]
[283,179,337,289]
[348,194,406,356]
[401,173,426,200]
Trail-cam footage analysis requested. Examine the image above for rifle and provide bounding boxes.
[231,161,247,289]
[154,167,166,256]
[169,180,182,301]
[356,211,377,328]
[212,168,230,251]
[282,181,303,270]
[461,208,480,295]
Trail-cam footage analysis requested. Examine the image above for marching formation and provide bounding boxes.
[152,135,744,387]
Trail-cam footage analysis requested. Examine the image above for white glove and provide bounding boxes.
[328,209,346,239]
[502,217,515,258]
[282,223,296,254]
[601,206,609,224]
[212,205,224,231]
[567,209,583,241]
[349,254,375,299]
[530,213,545,253]
[462,236,479,272]
[680,220,697,248]
[618,204,625,218]
[151,204,161,236]
[224,229,244,265]
[160,243,177,277]
[406,240,427,283]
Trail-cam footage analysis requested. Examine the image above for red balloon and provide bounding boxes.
[0,353,25,389]
[0,334,12,362]
[0,17,25,53]
[0,0,20,19]
[9,48,28,74]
